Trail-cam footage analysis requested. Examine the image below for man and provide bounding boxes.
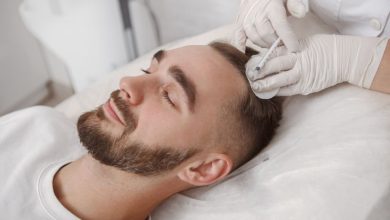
[0,42,282,219]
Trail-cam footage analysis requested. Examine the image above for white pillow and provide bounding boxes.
[152,84,390,220]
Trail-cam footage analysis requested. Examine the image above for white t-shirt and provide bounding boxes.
[0,106,154,220]
[0,106,85,219]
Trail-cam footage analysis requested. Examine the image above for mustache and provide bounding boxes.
[110,90,137,131]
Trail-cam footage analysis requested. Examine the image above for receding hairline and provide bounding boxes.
[207,42,252,112]
[205,42,254,163]
[207,42,283,169]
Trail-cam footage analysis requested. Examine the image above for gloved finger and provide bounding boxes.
[244,24,270,48]
[269,46,288,58]
[262,33,279,47]
[251,68,300,91]
[245,46,289,81]
[236,0,251,23]
[256,46,288,61]
[277,85,300,96]
[245,54,264,80]
[231,27,247,52]
[257,46,288,58]
[268,2,299,52]
[254,20,278,47]
[250,83,280,99]
[253,53,297,80]
[287,0,309,18]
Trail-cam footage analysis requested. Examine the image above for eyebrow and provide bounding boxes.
[168,65,197,112]
[152,50,197,111]
[152,50,166,63]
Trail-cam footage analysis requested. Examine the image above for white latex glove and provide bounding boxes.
[231,0,308,52]
[286,0,309,18]
[249,34,389,96]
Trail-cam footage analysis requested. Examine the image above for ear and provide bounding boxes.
[177,153,233,186]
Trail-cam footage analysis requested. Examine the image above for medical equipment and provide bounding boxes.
[255,37,281,71]
[246,37,281,99]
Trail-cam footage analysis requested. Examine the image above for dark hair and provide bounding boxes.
[209,42,283,168]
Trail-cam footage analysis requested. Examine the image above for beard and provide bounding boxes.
[77,90,197,176]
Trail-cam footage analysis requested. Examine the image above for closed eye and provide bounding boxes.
[141,69,151,74]
[141,68,175,108]
[162,90,175,107]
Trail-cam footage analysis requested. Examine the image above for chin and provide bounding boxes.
[77,109,114,149]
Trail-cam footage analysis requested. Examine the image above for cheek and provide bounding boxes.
[131,101,216,148]
[134,102,182,143]
[140,101,176,124]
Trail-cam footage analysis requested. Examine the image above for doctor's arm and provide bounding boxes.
[371,42,390,94]
[247,34,390,96]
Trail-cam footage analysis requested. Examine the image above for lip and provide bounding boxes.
[103,100,125,126]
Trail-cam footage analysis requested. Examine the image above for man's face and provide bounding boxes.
[77,45,247,175]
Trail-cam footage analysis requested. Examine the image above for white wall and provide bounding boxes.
[20,0,129,92]
[0,0,50,115]
[129,0,239,56]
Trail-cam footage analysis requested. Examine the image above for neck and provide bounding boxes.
[53,154,189,220]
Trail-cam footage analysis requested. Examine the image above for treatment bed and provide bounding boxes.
[56,14,390,220]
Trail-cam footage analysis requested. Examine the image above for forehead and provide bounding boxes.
[162,45,247,107]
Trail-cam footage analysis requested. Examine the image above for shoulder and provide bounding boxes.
[0,106,84,161]
[7,105,66,118]
[0,106,77,138]
[0,106,72,125]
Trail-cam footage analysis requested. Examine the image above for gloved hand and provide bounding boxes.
[248,34,388,96]
[231,0,309,52]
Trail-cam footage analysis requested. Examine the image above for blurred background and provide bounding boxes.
[0,0,239,116]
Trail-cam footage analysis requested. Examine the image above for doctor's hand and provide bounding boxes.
[249,34,388,96]
[231,0,308,52]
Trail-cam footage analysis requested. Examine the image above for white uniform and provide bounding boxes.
[0,106,84,219]
[309,0,390,37]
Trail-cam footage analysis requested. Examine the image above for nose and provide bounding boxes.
[119,76,144,105]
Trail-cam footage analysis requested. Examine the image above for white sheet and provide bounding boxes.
[56,14,390,220]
